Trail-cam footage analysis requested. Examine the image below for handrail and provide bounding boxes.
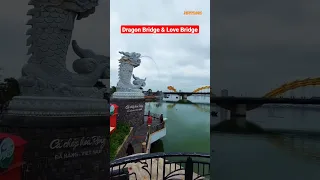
[144,112,165,134]
[110,152,210,180]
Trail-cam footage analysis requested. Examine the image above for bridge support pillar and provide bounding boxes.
[219,107,228,121]
[220,89,229,121]
[182,94,188,100]
[230,104,247,128]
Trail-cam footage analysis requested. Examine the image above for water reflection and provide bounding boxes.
[212,133,320,179]
[146,102,210,154]
[211,106,320,179]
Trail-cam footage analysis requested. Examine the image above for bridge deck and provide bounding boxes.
[164,92,210,95]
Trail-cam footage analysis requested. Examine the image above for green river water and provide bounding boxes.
[145,102,210,154]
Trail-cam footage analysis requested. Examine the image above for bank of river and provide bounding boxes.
[145,102,210,154]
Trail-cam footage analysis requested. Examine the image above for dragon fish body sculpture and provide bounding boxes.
[116,51,146,92]
[19,0,109,97]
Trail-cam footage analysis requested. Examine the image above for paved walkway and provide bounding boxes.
[131,116,161,153]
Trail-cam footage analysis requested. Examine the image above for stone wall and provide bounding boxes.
[111,98,145,127]
[0,115,109,180]
[114,127,134,159]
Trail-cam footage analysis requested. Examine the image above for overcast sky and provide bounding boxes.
[212,0,320,97]
[0,0,109,84]
[110,0,210,92]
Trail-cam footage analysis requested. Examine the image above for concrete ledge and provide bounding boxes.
[115,127,134,159]
[1,115,109,127]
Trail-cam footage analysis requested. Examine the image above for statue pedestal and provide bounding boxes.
[111,92,145,127]
[112,91,145,99]
[0,96,110,180]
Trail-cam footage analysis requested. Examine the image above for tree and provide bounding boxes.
[4,77,20,100]
[110,86,117,94]
[1,77,20,115]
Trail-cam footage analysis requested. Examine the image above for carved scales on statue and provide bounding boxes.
[4,0,110,117]
[112,51,147,99]
[116,51,146,91]
[19,0,110,98]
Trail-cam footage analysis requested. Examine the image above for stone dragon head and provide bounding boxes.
[119,51,142,67]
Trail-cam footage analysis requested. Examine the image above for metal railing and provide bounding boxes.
[110,152,210,180]
[151,122,165,134]
[144,112,165,134]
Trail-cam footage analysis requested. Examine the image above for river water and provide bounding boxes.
[211,106,320,180]
[145,97,320,179]
[145,96,210,154]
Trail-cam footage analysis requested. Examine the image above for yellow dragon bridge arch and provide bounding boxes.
[167,86,211,93]
[263,77,320,98]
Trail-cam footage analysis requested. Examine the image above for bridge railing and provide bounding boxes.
[110,152,210,180]
[144,112,165,134]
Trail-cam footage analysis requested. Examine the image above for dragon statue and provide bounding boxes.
[116,51,146,92]
[132,74,146,89]
[18,0,109,98]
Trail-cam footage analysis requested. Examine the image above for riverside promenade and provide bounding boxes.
[131,113,163,153]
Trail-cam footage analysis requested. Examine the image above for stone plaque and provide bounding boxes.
[0,120,109,180]
[111,98,145,127]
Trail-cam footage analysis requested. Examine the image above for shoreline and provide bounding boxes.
[211,120,320,136]
[163,100,210,105]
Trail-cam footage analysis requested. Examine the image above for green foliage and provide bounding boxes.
[110,122,130,160]
[110,86,117,94]
[1,77,20,104]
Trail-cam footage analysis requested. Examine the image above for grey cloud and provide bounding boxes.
[212,0,320,96]
[111,0,210,92]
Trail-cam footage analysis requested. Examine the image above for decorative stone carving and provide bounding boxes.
[132,74,146,89]
[6,0,109,117]
[6,96,109,117]
[112,51,146,99]
[18,0,109,98]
